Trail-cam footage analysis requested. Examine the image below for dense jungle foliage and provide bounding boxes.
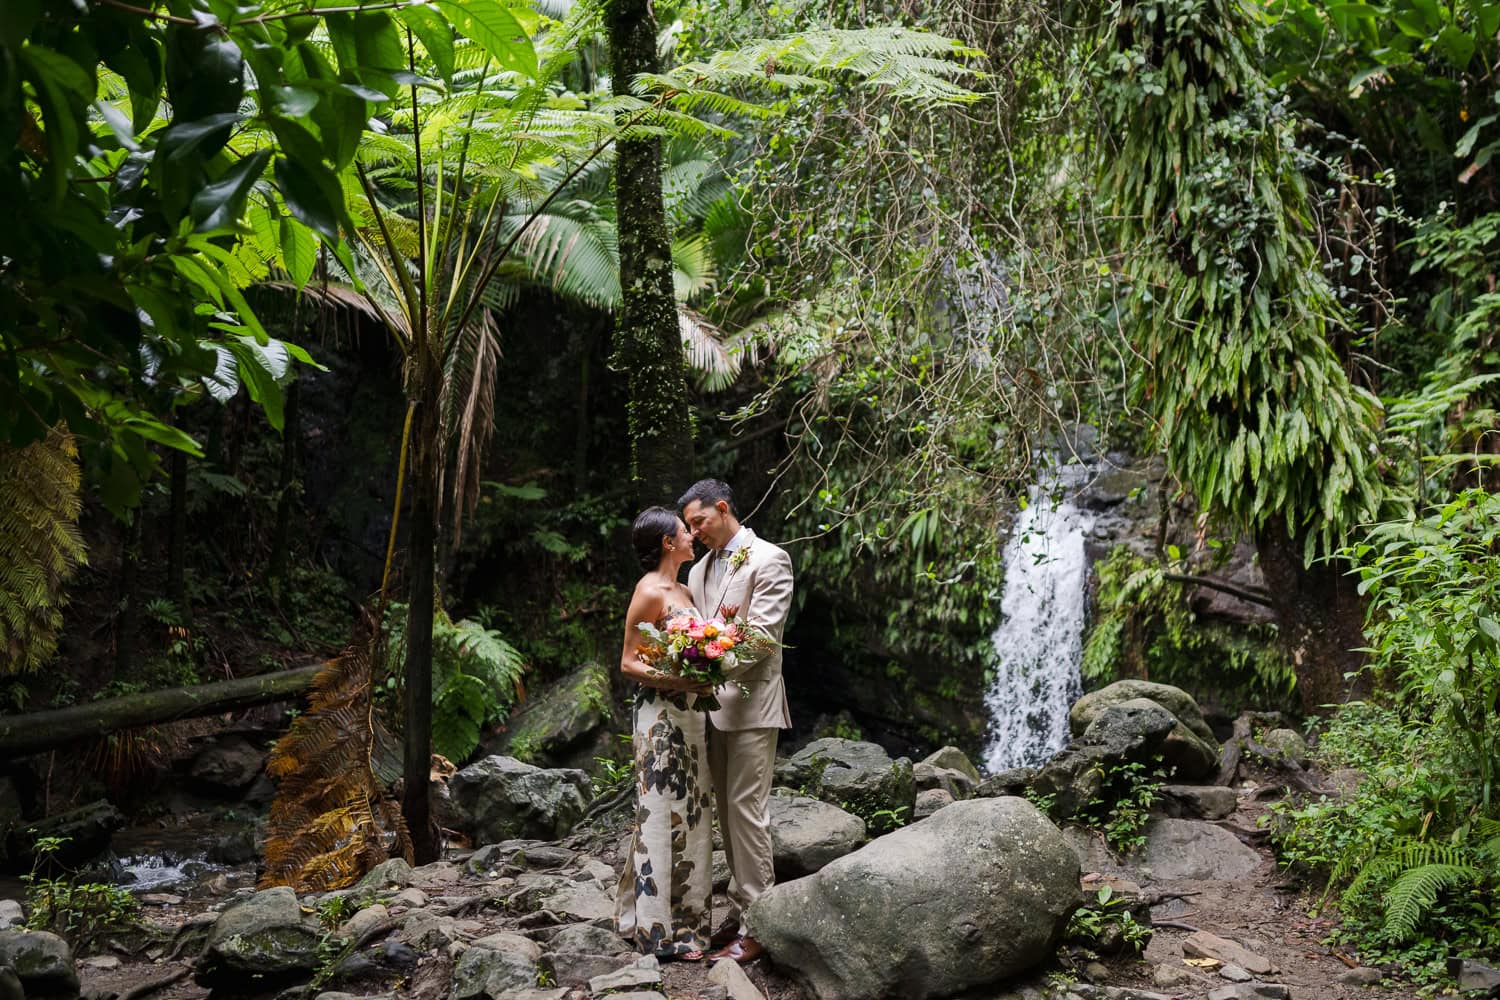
[2,0,1499,983]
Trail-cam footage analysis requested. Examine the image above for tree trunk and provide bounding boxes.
[1255,525,1371,713]
[402,371,440,864]
[0,665,322,757]
[572,324,596,491]
[268,378,301,592]
[608,0,694,505]
[166,447,187,609]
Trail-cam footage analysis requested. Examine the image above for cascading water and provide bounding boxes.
[982,477,1095,772]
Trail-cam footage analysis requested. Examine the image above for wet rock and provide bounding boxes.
[481,662,613,770]
[1070,680,1215,744]
[1157,785,1237,820]
[0,901,20,930]
[1336,967,1382,986]
[207,828,260,865]
[1032,702,1176,816]
[357,857,414,890]
[0,969,20,1000]
[190,735,267,795]
[708,957,766,1000]
[450,931,544,1000]
[1182,930,1273,976]
[918,746,981,784]
[1144,820,1262,881]
[448,756,590,843]
[6,799,123,869]
[0,929,78,997]
[382,939,418,968]
[194,885,323,987]
[748,798,1078,1000]
[767,794,866,879]
[912,762,976,800]
[914,788,954,818]
[774,739,916,823]
[588,955,661,993]
[974,768,1033,798]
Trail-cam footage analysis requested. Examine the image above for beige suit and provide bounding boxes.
[687,527,793,934]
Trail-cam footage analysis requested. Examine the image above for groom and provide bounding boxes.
[679,479,794,965]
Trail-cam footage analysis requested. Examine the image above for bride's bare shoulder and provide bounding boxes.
[628,576,669,618]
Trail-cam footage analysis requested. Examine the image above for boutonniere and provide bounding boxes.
[728,547,750,571]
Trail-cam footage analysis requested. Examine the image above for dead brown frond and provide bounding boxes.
[259,644,412,892]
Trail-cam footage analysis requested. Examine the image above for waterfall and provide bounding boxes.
[982,479,1095,772]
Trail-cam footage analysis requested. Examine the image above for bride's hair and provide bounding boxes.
[631,506,681,571]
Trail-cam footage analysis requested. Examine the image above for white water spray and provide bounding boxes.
[982,479,1095,772]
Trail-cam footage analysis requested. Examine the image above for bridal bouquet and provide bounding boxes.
[636,611,776,710]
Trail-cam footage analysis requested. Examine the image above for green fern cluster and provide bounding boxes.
[385,603,527,764]
[0,430,88,674]
[1344,827,1500,942]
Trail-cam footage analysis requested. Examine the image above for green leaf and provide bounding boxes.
[434,0,537,78]
[1435,25,1476,68]
[274,155,343,241]
[399,5,455,82]
[122,417,204,456]
[192,149,272,231]
[281,215,318,289]
[158,112,243,162]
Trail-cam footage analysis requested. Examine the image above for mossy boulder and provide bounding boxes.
[194,885,323,988]
[446,756,590,842]
[0,929,77,997]
[1070,680,1219,779]
[775,739,915,833]
[487,661,613,770]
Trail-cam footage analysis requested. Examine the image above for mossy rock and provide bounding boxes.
[776,738,916,833]
[1070,680,1216,743]
[193,886,322,988]
[488,661,613,769]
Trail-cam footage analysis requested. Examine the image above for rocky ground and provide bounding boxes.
[2,679,1484,1000]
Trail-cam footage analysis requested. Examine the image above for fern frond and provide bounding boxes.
[1382,864,1481,941]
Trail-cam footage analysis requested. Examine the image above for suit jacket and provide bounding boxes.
[687,526,794,731]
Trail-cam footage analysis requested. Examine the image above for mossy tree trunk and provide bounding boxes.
[268,378,301,594]
[1256,525,1370,712]
[607,0,694,505]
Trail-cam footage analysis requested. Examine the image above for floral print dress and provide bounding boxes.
[615,612,713,957]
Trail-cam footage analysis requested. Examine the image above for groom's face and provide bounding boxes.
[683,499,734,550]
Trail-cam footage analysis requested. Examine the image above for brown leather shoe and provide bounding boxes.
[708,934,765,964]
[708,918,739,950]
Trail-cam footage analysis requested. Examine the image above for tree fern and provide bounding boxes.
[0,429,87,674]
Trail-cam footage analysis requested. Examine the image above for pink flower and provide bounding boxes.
[665,615,691,633]
[703,641,725,659]
[688,624,707,641]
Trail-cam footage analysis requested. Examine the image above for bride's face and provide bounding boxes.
[667,519,694,562]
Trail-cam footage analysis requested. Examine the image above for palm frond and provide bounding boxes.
[680,308,739,392]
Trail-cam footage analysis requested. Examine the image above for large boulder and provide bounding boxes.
[775,739,915,830]
[748,797,1079,1000]
[768,794,866,879]
[194,885,323,987]
[446,756,590,842]
[0,929,77,997]
[1070,679,1215,741]
[1141,819,1262,881]
[918,747,981,785]
[483,662,614,770]
[1030,700,1177,817]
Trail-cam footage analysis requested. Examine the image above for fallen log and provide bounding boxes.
[0,664,324,758]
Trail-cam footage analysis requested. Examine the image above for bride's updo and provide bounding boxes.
[632,506,681,571]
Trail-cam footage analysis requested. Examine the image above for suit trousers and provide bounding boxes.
[708,724,778,935]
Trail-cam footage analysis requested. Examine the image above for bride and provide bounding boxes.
[613,505,714,960]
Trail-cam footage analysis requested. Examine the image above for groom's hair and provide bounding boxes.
[677,478,735,516]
